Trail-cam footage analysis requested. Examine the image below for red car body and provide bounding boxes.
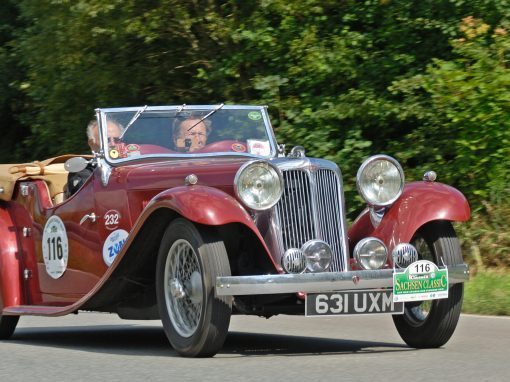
[0,105,470,357]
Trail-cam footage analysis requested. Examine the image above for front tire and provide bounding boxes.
[156,218,232,357]
[393,221,464,348]
[0,315,19,339]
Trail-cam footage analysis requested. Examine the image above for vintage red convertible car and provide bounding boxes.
[0,105,470,357]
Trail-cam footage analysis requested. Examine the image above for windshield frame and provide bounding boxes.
[96,105,278,166]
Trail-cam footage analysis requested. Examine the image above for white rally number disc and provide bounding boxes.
[42,215,69,279]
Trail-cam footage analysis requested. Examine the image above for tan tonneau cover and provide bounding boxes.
[0,154,90,201]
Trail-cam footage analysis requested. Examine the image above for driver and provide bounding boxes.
[172,117,210,152]
[64,119,123,198]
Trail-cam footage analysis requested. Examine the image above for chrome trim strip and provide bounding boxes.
[98,157,112,187]
[98,104,266,113]
[215,264,470,296]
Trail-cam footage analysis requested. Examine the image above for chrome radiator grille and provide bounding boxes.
[274,166,347,272]
[315,169,345,271]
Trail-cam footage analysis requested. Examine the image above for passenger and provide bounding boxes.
[172,117,210,152]
[64,119,123,198]
[88,119,124,152]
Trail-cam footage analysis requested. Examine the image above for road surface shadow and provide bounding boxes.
[7,325,411,358]
[223,331,410,357]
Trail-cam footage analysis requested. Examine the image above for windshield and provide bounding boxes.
[98,105,277,162]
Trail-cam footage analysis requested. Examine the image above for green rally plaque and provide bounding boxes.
[393,260,448,303]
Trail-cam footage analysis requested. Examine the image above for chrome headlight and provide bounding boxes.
[234,160,283,210]
[356,155,404,207]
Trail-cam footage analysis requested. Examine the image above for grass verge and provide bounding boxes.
[462,270,510,315]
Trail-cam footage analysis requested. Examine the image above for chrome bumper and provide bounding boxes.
[215,263,470,296]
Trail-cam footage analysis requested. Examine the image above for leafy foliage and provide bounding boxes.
[0,1,30,162]
[391,16,510,204]
[0,0,509,267]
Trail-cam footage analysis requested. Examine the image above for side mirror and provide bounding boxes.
[64,157,89,173]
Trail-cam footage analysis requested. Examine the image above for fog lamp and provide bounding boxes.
[302,240,332,273]
[282,248,306,274]
[392,243,418,268]
[354,238,388,270]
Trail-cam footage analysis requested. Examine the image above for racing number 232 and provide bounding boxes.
[46,237,64,260]
[105,212,119,226]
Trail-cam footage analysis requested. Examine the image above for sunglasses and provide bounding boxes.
[108,137,123,144]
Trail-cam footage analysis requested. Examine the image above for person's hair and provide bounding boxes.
[86,120,98,142]
[107,119,125,134]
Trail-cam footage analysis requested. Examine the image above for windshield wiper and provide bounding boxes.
[122,105,148,137]
[187,103,224,132]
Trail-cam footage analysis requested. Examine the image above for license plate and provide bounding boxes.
[305,290,404,316]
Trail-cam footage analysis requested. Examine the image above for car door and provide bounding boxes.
[31,169,104,305]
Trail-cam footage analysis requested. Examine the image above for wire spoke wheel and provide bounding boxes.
[393,221,464,348]
[164,239,203,337]
[156,218,232,357]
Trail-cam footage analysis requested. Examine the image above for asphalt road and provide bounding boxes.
[0,312,508,382]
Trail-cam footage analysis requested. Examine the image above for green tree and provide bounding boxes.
[0,1,30,163]
[15,0,230,157]
[391,16,510,204]
[3,1,510,267]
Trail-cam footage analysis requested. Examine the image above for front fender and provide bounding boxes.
[135,185,275,267]
[145,185,256,226]
[349,181,470,254]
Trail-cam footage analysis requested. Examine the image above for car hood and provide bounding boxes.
[119,156,255,192]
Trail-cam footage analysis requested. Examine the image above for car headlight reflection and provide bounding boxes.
[356,155,404,207]
[234,161,283,210]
